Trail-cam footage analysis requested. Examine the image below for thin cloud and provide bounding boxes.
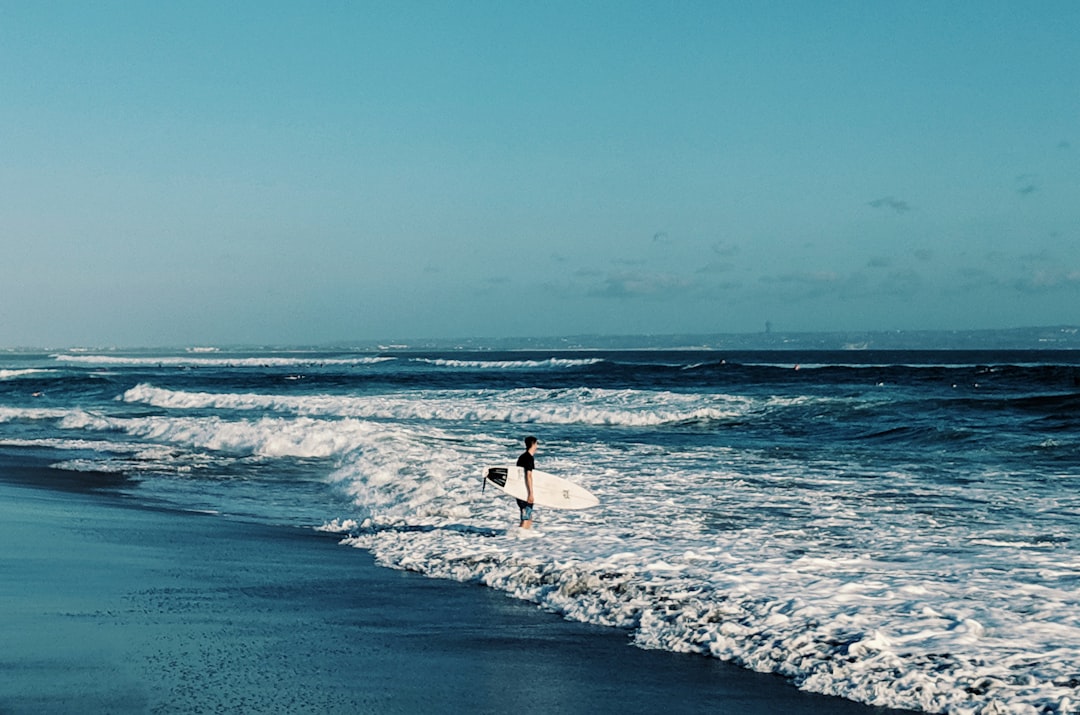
[758,271,846,300]
[876,269,923,296]
[1013,269,1080,294]
[574,267,604,278]
[762,271,841,286]
[695,261,734,275]
[1018,249,1052,263]
[710,241,740,257]
[945,267,1002,295]
[588,271,694,299]
[868,196,912,213]
[957,266,991,279]
[699,279,744,296]
[947,265,1080,296]
[1016,174,1038,196]
[759,269,922,300]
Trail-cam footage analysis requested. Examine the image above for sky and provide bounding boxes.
[1,1,1078,347]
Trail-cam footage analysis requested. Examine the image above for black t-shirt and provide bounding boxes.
[516,451,535,472]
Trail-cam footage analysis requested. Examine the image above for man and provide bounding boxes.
[516,436,539,528]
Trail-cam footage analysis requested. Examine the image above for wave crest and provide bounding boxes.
[52,354,395,368]
[0,368,56,380]
[121,383,757,427]
[413,357,603,369]
[63,411,388,459]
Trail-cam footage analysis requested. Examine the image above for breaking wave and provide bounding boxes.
[412,357,604,369]
[121,383,769,427]
[52,354,396,368]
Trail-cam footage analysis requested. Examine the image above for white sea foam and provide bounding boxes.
[0,436,159,454]
[412,357,603,369]
[0,368,56,380]
[121,383,784,427]
[60,411,390,459]
[0,433,200,478]
[51,354,395,368]
[50,458,129,473]
[320,435,1080,715]
[0,406,73,422]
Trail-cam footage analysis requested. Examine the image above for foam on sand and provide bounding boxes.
[0,475,886,715]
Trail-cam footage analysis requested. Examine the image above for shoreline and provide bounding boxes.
[0,463,917,714]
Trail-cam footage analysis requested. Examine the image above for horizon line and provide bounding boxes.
[6,325,1080,352]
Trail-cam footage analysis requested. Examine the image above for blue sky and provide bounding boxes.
[1,1,1077,346]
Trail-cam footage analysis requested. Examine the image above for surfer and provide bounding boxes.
[516,436,539,528]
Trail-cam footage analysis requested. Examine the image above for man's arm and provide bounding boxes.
[525,469,534,504]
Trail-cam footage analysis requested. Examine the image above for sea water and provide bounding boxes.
[2,348,1079,714]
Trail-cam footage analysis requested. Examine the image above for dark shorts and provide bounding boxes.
[516,499,535,522]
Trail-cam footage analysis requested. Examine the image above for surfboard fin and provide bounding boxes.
[484,467,508,488]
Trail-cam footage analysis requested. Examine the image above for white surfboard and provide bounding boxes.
[482,464,599,510]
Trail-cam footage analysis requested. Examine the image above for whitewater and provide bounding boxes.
[2,348,1079,714]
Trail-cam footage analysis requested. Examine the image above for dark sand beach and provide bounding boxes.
[0,462,917,715]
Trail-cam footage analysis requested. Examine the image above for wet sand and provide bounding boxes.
[0,463,917,714]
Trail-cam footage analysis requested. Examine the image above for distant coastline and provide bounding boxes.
[365,325,1080,352]
[7,325,1079,353]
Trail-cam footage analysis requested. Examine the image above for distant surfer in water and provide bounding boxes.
[516,436,539,528]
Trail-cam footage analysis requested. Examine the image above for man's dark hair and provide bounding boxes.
[524,435,538,448]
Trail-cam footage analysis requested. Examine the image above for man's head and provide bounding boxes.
[524,435,539,453]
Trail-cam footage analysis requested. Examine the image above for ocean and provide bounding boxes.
[2,348,1078,714]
